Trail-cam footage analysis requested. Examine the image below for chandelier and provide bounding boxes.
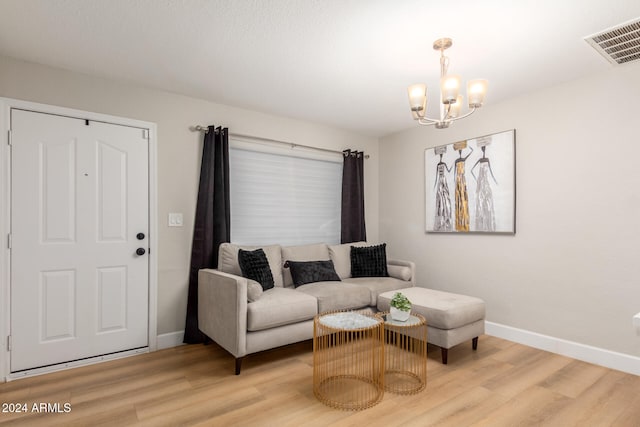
[407,38,488,129]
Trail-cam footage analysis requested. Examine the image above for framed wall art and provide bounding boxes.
[425,129,515,234]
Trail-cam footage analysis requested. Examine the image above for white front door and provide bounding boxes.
[10,109,150,372]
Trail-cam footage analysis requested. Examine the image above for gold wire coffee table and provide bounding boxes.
[313,311,384,410]
[377,312,427,395]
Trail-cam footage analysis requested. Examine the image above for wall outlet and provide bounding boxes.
[168,213,183,227]
[634,313,640,336]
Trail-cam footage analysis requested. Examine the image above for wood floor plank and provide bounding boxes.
[1,335,639,426]
[53,404,139,427]
[538,359,609,398]
[481,351,573,399]
[613,389,640,426]
[69,370,188,405]
[411,387,510,427]
[470,385,569,427]
[135,383,261,421]
[524,369,636,427]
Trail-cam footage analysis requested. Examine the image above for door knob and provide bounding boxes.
[136,233,145,240]
[136,248,146,256]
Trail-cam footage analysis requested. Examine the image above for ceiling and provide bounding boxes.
[1,0,639,137]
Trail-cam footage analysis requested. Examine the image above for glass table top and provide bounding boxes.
[318,312,381,330]
[379,313,424,327]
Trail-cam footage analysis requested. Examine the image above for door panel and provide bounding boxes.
[41,139,76,242]
[96,266,127,333]
[97,141,127,242]
[40,269,76,341]
[10,109,149,372]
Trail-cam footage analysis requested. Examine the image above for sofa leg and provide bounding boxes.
[441,348,448,364]
[472,336,478,350]
[235,357,244,375]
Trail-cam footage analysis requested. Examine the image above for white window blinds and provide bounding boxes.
[229,142,342,246]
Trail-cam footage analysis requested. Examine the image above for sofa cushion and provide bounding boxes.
[343,277,411,306]
[328,241,367,279]
[238,248,275,291]
[281,243,330,288]
[377,287,486,330]
[218,243,284,287]
[351,243,389,278]
[285,260,341,287]
[295,282,371,313]
[247,287,318,332]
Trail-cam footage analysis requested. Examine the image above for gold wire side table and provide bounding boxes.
[313,311,384,410]
[377,312,427,395]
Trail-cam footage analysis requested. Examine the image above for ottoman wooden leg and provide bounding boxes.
[441,338,479,364]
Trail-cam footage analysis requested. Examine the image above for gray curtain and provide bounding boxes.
[341,150,366,243]
[184,126,230,344]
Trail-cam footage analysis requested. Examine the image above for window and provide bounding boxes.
[229,139,342,246]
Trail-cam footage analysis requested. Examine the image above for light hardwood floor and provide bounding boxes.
[1,335,639,426]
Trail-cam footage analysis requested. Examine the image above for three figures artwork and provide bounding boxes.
[427,129,515,234]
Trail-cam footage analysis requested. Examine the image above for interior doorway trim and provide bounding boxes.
[0,97,158,381]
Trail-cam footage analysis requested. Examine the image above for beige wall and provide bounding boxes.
[380,64,640,356]
[0,55,380,335]
[4,52,638,359]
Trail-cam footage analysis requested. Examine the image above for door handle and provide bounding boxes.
[136,248,146,256]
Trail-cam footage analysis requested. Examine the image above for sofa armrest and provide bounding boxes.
[198,269,248,358]
[387,259,416,286]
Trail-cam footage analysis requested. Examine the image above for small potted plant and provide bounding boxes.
[389,292,412,321]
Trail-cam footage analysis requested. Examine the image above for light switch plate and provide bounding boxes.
[168,213,183,227]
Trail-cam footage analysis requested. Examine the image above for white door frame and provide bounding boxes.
[0,98,158,381]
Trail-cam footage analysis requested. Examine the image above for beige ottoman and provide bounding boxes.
[378,287,486,364]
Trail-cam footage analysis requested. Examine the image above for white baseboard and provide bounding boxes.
[485,321,640,376]
[157,331,185,350]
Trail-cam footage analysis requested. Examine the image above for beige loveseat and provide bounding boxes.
[198,242,415,374]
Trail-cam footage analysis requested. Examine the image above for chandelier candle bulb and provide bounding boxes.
[440,75,461,104]
[448,95,463,118]
[407,83,427,113]
[467,79,488,107]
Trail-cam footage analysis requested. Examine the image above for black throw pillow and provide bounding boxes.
[350,243,389,278]
[238,248,275,291]
[284,260,341,288]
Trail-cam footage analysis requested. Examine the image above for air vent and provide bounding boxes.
[584,18,640,65]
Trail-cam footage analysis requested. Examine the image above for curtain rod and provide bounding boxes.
[192,125,369,159]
